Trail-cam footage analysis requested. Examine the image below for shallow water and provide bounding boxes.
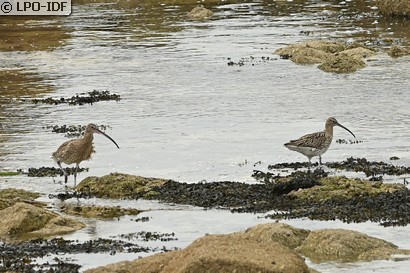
[1,0,410,272]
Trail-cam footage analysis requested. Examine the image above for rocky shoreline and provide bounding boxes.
[2,158,410,272]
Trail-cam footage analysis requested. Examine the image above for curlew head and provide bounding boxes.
[86,123,120,149]
[326,117,356,138]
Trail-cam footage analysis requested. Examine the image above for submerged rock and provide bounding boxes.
[318,55,366,73]
[388,45,410,57]
[188,5,214,20]
[62,204,143,219]
[0,202,85,240]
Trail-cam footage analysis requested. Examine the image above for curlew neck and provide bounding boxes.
[82,129,94,145]
[324,122,334,138]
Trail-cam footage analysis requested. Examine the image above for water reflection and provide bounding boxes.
[0,68,54,97]
[0,17,71,51]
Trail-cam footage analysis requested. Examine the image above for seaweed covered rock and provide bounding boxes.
[298,229,409,263]
[275,40,375,73]
[274,40,338,64]
[76,173,170,199]
[288,176,405,202]
[388,45,410,57]
[188,5,213,20]
[0,202,85,240]
[86,232,310,273]
[0,188,42,210]
[268,176,410,226]
[318,55,366,73]
[235,222,310,249]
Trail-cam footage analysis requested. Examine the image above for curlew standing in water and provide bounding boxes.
[52,123,119,187]
[284,117,355,166]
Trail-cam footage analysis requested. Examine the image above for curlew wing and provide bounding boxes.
[52,139,82,164]
[285,131,327,149]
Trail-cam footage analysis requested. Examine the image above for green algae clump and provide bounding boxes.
[76,173,170,199]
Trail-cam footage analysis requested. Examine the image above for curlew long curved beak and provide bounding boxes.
[95,128,120,149]
[336,123,356,138]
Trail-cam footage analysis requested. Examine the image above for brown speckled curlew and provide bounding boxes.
[284,117,355,166]
[52,123,119,187]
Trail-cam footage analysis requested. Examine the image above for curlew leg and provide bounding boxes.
[307,157,312,171]
[57,161,68,184]
[73,163,79,188]
[319,155,323,165]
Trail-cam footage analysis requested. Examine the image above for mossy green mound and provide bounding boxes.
[275,40,375,73]
[0,188,42,210]
[289,176,405,202]
[388,45,410,57]
[76,173,170,199]
[0,202,85,240]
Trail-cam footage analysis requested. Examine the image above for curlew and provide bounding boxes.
[52,123,119,187]
[284,117,355,166]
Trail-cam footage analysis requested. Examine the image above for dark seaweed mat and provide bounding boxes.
[44,124,109,138]
[147,168,410,226]
[116,231,177,242]
[226,56,273,66]
[252,168,327,184]
[0,236,176,273]
[26,167,88,177]
[149,172,321,213]
[267,157,410,180]
[326,157,410,178]
[49,191,92,201]
[22,90,120,106]
[265,188,410,227]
